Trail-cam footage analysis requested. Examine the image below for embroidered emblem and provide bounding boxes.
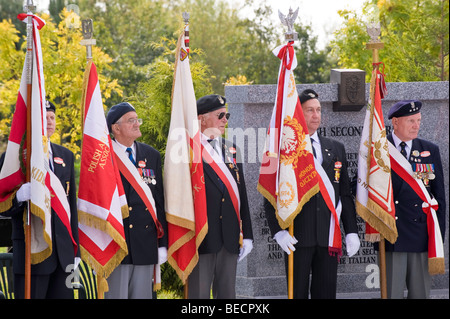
[280,116,307,169]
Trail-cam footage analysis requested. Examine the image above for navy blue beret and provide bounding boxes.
[106,102,136,131]
[388,100,422,119]
[197,94,226,115]
[299,89,319,104]
[46,100,56,112]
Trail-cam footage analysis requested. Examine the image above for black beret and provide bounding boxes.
[299,89,319,104]
[388,100,422,119]
[45,100,56,112]
[197,94,226,115]
[106,102,136,132]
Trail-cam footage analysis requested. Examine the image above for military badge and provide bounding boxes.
[413,163,435,186]
[54,157,65,167]
[334,161,342,183]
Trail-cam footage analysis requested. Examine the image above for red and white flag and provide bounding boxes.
[164,31,207,283]
[1,14,76,263]
[257,42,342,255]
[77,61,128,296]
[356,63,397,244]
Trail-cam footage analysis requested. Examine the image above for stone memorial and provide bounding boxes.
[225,80,449,298]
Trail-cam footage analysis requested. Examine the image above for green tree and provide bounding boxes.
[0,10,122,157]
[77,0,177,105]
[128,36,213,157]
[331,0,449,82]
[0,0,26,48]
[0,19,23,150]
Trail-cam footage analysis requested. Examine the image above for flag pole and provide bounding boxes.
[80,18,102,298]
[80,19,96,133]
[182,11,190,300]
[278,7,299,300]
[365,20,387,299]
[288,225,294,299]
[24,0,36,300]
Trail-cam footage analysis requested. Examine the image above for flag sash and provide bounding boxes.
[314,157,343,255]
[112,140,163,238]
[201,139,241,216]
[388,142,444,275]
[201,139,243,244]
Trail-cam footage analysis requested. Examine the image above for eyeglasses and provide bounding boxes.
[116,118,143,125]
[217,112,230,120]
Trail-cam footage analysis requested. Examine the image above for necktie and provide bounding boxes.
[400,142,407,159]
[126,147,136,165]
[208,139,217,153]
[207,139,225,191]
[311,138,317,158]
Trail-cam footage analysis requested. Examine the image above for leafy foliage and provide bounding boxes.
[0,10,122,157]
[128,36,213,158]
[331,0,449,82]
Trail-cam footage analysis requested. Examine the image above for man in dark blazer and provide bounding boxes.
[187,94,253,299]
[265,89,360,299]
[105,102,168,299]
[384,100,446,299]
[0,101,79,299]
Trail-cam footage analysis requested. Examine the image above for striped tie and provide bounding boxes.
[126,147,136,165]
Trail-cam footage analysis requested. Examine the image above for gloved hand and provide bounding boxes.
[345,233,360,257]
[273,230,298,255]
[16,182,31,203]
[238,239,253,262]
[158,247,168,264]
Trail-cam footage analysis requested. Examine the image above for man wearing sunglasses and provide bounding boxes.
[105,102,168,298]
[187,94,254,299]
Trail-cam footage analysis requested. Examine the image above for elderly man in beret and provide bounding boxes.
[105,102,168,299]
[384,100,446,299]
[187,94,253,299]
[264,89,360,299]
[0,101,80,299]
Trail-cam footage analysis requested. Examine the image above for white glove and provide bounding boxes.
[345,233,360,257]
[273,230,298,255]
[158,247,168,264]
[16,182,31,203]
[238,239,253,262]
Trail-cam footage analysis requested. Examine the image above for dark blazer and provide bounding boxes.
[0,143,79,275]
[119,141,168,265]
[385,134,446,253]
[265,136,358,247]
[198,139,253,255]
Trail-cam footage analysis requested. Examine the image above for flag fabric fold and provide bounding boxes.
[257,42,342,254]
[356,62,398,244]
[164,31,207,283]
[77,61,128,297]
[1,14,77,264]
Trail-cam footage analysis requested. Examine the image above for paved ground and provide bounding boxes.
[336,288,449,299]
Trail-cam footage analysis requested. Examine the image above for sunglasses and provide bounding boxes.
[217,112,230,120]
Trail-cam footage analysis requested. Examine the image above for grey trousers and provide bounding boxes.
[385,251,431,299]
[104,264,154,299]
[188,247,238,299]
